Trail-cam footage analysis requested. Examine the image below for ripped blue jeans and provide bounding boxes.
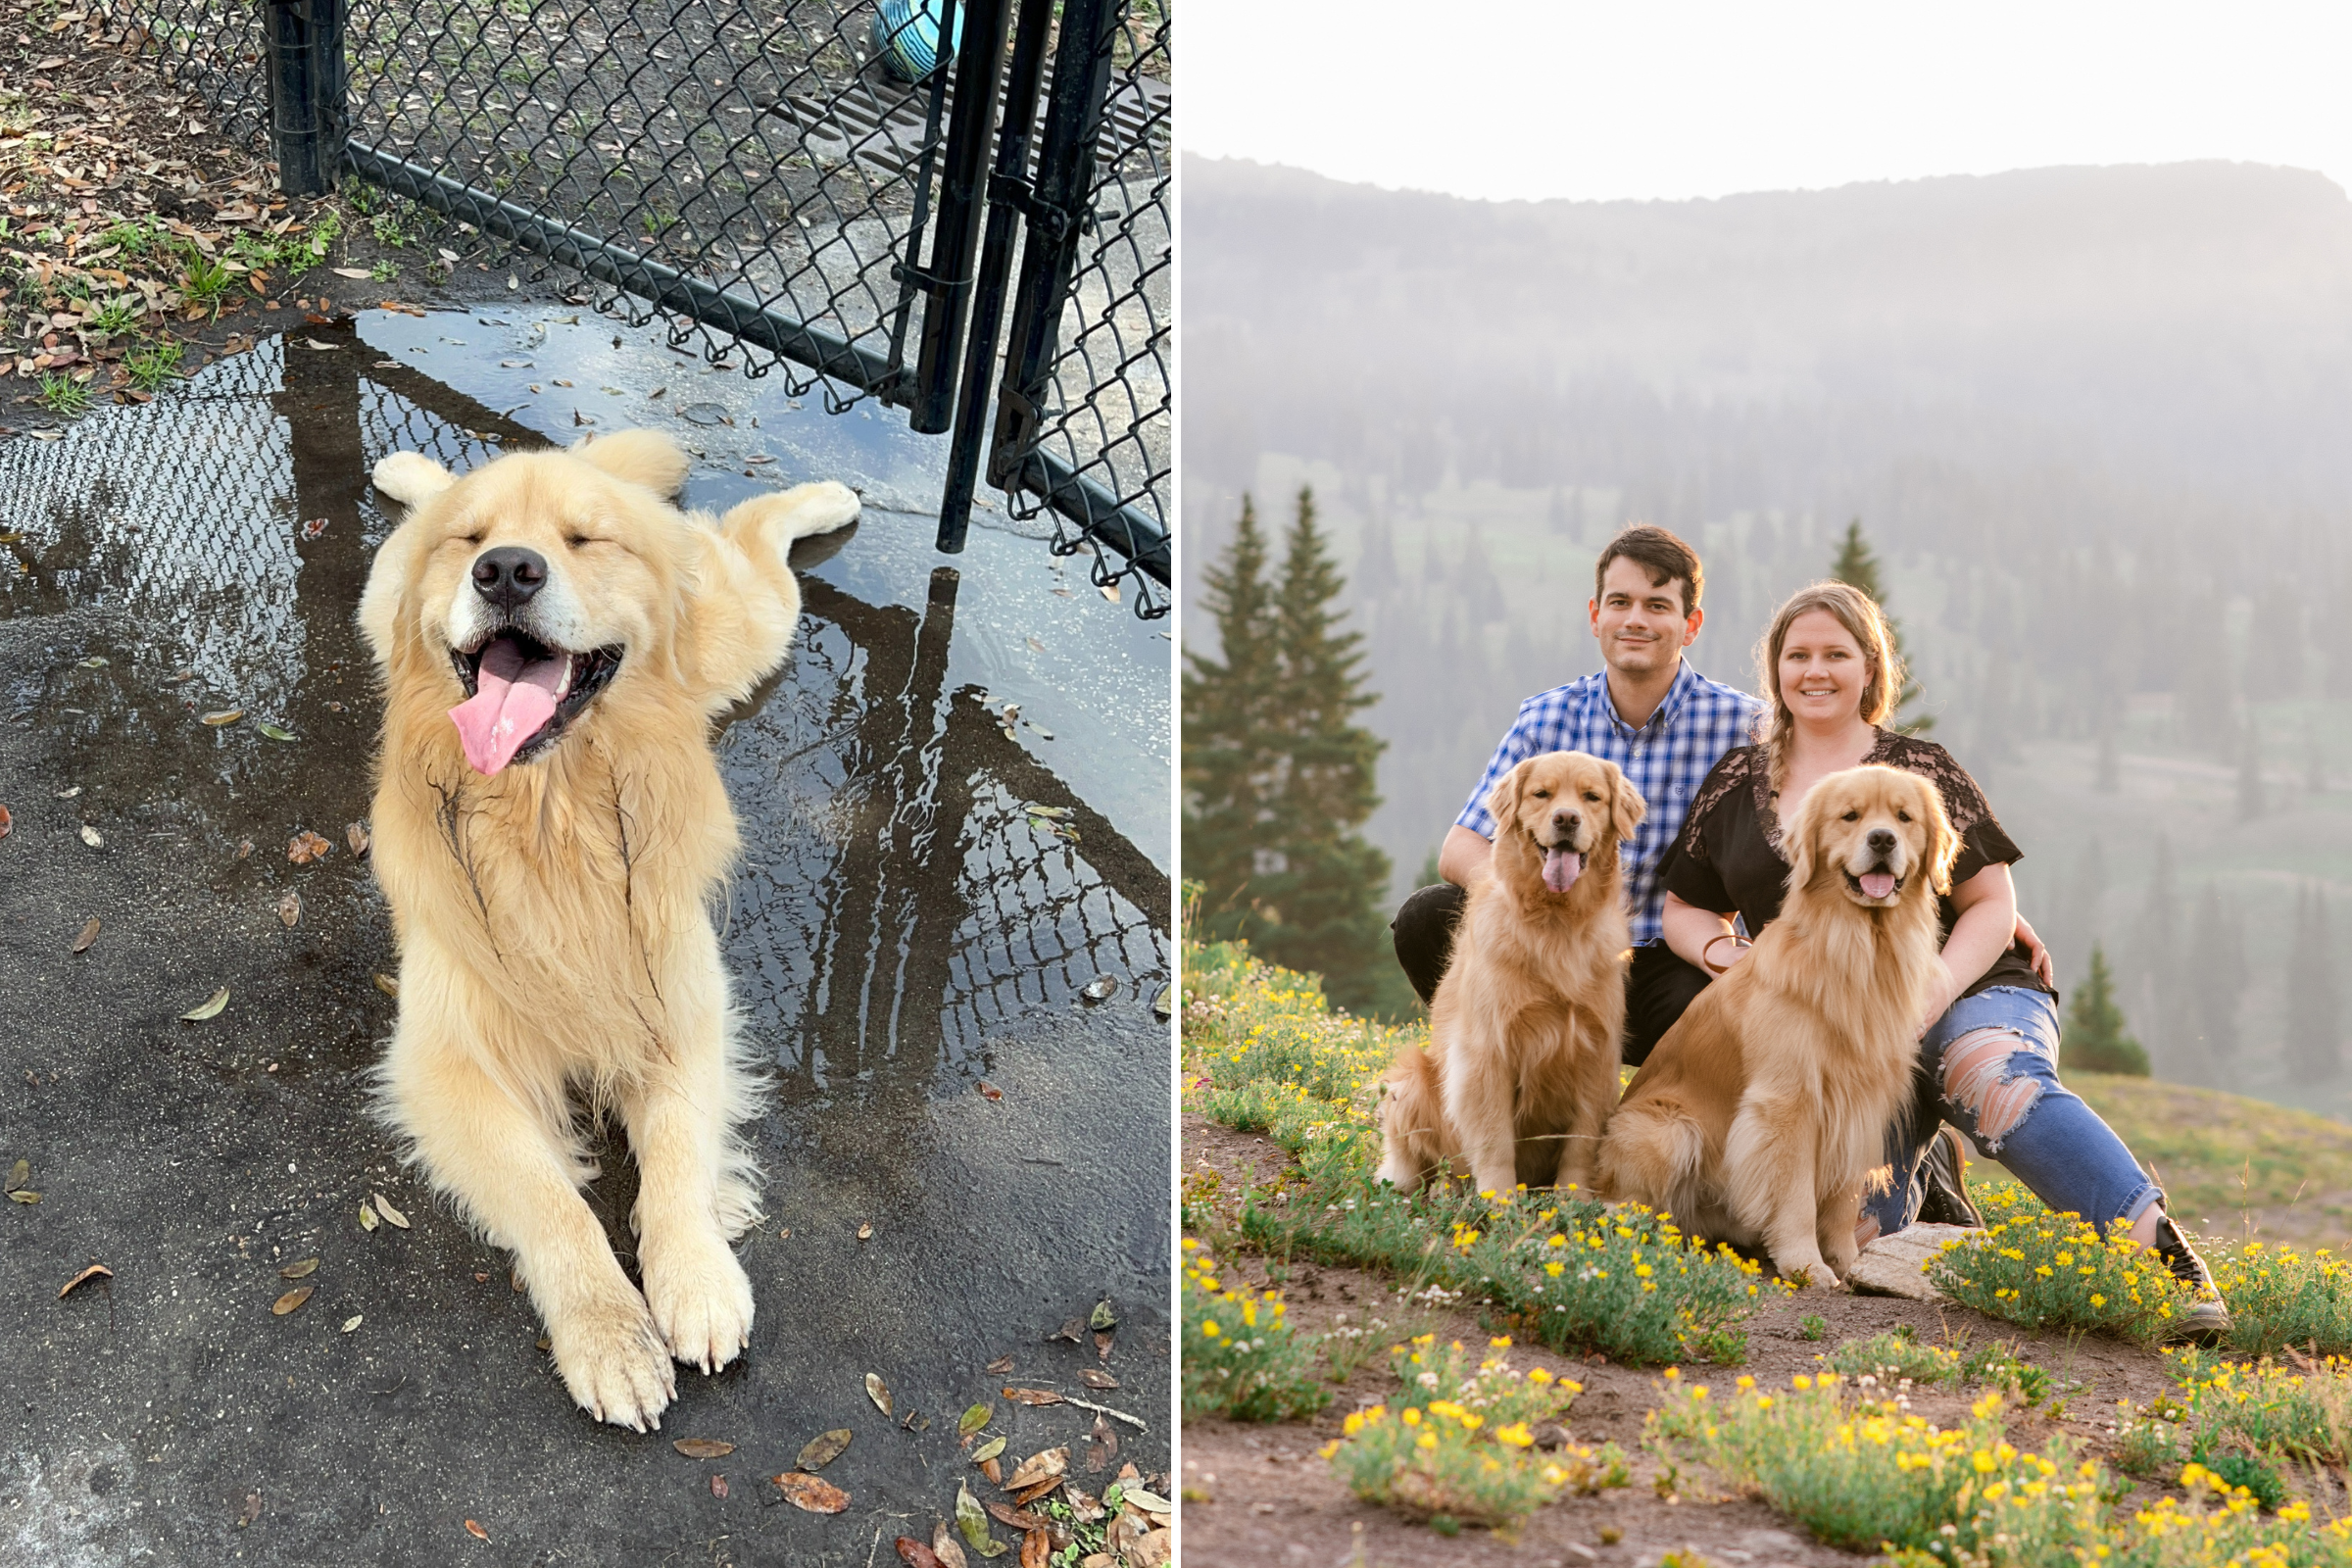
[1866,986,2161,1241]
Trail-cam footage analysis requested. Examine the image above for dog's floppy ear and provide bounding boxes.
[1783,779,1825,891]
[1606,760,1646,836]
[1918,773,1961,895]
[1487,759,1528,835]
[571,428,688,498]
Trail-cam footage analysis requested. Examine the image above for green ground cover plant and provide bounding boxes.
[1180,1240,1327,1423]
[2116,1348,2352,1505]
[1185,932,1783,1364]
[1321,1337,1627,1534]
[1926,1182,2199,1343]
[1824,1327,2051,1404]
[2208,1241,2352,1357]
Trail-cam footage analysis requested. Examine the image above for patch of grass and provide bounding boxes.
[83,294,141,337]
[97,217,169,256]
[2210,1240,2352,1357]
[368,258,399,282]
[1180,1241,1326,1423]
[1828,1328,1960,1385]
[1322,1346,1626,1535]
[1186,934,1783,1364]
[369,210,409,247]
[1925,1181,2199,1344]
[35,372,90,416]
[1649,1371,2100,1557]
[2071,1072,2352,1249]
[123,337,182,392]
[2119,1348,2352,1500]
[181,251,233,316]
[1798,1313,1828,1342]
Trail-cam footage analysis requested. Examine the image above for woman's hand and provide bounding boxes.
[2013,911,2054,988]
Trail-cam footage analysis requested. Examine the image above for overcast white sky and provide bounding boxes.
[1181,2,2352,204]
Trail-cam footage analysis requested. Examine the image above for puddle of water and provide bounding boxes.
[0,312,1171,1098]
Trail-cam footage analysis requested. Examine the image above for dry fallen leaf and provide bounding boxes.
[279,1257,318,1279]
[359,1202,379,1232]
[239,1492,263,1527]
[271,1285,314,1315]
[1007,1447,1068,1491]
[201,709,244,726]
[330,267,371,278]
[0,805,10,839]
[1090,1299,1117,1331]
[797,1428,852,1471]
[373,973,400,999]
[4,1160,25,1193]
[980,1454,1003,1485]
[1049,1319,1085,1345]
[465,1519,489,1541]
[1081,976,1117,1002]
[986,1353,1015,1375]
[342,1315,363,1333]
[79,824,103,849]
[1086,1414,1118,1473]
[180,987,229,1022]
[956,1480,1008,1557]
[1003,1388,1063,1407]
[958,1402,993,1439]
[59,1264,113,1298]
[1095,1331,1114,1363]
[931,1525,969,1568]
[1078,1369,1119,1391]
[372,1193,410,1229]
[235,839,255,859]
[977,1082,1003,1102]
[1019,1528,1049,1568]
[710,1473,728,1499]
[672,1438,734,1459]
[72,917,100,953]
[770,1472,850,1514]
[896,1539,945,1568]
[347,821,371,857]
[970,1436,1006,1465]
[277,890,302,929]
[288,830,332,864]
[8,1191,40,1205]
[1152,987,1171,1020]
[865,1371,892,1416]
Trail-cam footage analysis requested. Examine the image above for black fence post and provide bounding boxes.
[907,0,1012,436]
[264,0,346,196]
[933,0,1056,555]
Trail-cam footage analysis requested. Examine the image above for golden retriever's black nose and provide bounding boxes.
[1867,827,1896,857]
[472,547,547,610]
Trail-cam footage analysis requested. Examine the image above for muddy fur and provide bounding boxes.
[1598,764,1957,1288]
[358,428,857,1429]
[1377,752,1644,1198]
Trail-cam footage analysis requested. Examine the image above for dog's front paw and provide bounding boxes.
[547,1286,676,1431]
[644,1235,755,1375]
[1775,1251,1839,1290]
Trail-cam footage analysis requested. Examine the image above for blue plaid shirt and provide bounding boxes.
[1455,662,1765,946]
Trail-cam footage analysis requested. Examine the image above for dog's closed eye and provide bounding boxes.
[1532,788,1551,800]
[1841,809,1859,821]
[1583,791,1600,803]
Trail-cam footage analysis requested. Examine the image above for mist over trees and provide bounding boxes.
[1182,154,2352,1114]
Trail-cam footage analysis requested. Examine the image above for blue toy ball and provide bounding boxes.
[872,0,964,82]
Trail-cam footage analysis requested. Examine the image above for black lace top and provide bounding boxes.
[1660,731,2051,1001]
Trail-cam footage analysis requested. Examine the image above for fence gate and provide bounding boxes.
[115,0,1171,616]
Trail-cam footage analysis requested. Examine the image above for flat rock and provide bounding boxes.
[1845,1221,1979,1299]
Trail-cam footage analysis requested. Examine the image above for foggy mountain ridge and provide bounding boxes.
[1182,155,2352,1118]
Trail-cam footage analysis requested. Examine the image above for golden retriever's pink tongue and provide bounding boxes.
[449,637,564,775]
[1860,870,1897,900]
[1543,847,1584,894]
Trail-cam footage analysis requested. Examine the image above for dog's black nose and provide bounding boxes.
[471,546,547,610]
[1868,828,1896,856]
[1552,808,1580,830]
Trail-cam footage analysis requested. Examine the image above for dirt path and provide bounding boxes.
[1182,1113,2193,1567]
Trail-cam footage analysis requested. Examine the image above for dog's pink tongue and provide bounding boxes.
[1860,870,1897,900]
[1544,847,1584,894]
[449,637,564,775]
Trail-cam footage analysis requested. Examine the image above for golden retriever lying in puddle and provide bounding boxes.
[1597,764,1955,1287]
[1377,751,1644,1198]
[358,429,858,1429]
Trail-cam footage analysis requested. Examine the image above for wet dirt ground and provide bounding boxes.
[0,309,1172,1565]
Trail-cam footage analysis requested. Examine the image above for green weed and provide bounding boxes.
[1926,1182,2199,1344]
[1798,1313,1828,1342]
[181,252,233,315]
[1180,1241,1326,1424]
[370,210,410,248]
[83,294,141,336]
[123,337,182,392]
[369,259,399,282]
[35,371,90,415]
[1828,1328,1960,1384]
[2210,1240,2352,1357]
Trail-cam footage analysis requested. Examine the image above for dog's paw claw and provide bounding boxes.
[645,1237,756,1375]
[549,1289,673,1431]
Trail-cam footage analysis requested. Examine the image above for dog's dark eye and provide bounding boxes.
[1841,810,1860,821]
[1532,789,1551,800]
[1897,809,1911,822]
[565,532,591,548]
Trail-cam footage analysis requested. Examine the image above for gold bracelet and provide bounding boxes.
[1701,933,1751,975]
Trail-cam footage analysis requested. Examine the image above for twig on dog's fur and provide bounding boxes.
[1060,1395,1148,1431]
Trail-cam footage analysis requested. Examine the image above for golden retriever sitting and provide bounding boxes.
[1597,764,1957,1287]
[1377,752,1645,1199]
[357,429,858,1429]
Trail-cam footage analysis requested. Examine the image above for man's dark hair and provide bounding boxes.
[1592,524,1703,616]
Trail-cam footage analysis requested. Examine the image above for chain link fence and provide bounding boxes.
[102,0,1170,616]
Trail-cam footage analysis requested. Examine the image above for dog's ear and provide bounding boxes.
[1783,782,1824,890]
[1606,760,1647,836]
[371,450,455,506]
[572,428,689,497]
[1918,774,1961,895]
[1487,760,1527,835]
[357,520,429,671]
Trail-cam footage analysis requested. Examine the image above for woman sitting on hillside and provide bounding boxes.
[1653,580,2227,1341]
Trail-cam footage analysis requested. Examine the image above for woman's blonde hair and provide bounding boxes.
[1755,580,1905,776]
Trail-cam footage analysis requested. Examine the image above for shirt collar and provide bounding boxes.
[1596,660,1698,740]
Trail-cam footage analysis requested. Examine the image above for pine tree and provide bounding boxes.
[2188,881,2245,1068]
[1252,486,1395,1011]
[1828,519,1932,732]
[2063,945,2149,1075]
[1180,496,1281,942]
[2286,884,2341,1082]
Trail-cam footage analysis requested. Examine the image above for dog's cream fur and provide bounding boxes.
[1377,752,1644,1198]
[1595,763,1958,1287]
[359,429,858,1429]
